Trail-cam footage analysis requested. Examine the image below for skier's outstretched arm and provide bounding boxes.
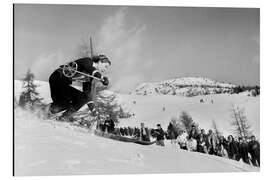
[76,58,109,85]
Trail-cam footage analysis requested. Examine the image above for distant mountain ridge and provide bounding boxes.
[130,77,236,97]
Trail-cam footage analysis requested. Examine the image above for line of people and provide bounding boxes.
[97,122,165,146]
[96,119,259,167]
[172,124,260,167]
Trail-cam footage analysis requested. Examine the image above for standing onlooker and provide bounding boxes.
[104,118,115,133]
[186,125,198,152]
[155,124,165,146]
[217,136,228,158]
[207,130,218,155]
[248,135,260,167]
[227,135,238,160]
[200,129,208,140]
[197,134,208,153]
[237,137,250,164]
[140,123,150,142]
[219,136,228,151]
[188,125,198,140]
[167,122,177,140]
[176,130,188,150]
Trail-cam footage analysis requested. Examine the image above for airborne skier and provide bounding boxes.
[48,54,111,121]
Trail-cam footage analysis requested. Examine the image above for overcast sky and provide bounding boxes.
[14,4,259,92]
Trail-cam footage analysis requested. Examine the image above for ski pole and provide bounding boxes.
[59,66,102,81]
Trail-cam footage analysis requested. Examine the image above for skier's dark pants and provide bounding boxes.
[49,70,92,114]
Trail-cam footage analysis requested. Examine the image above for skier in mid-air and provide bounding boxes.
[48,54,111,121]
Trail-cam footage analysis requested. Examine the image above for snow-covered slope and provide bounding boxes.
[117,93,260,138]
[14,79,259,175]
[130,77,236,96]
[14,108,258,176]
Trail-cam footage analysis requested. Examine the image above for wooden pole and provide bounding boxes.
[90,36,93,58]
[89,36,98,104]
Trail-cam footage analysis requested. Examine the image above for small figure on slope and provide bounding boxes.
[104,117,115,134]
[154,124,165,146]
[48,55,111,121]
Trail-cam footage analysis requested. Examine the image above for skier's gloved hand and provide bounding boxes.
[101,76,109,86]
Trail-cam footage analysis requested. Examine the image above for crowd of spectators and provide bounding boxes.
[96,119,259,167]
[167,123,260,167]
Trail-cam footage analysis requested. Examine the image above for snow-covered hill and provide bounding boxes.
[130,77,236,97]
[14,108,258,176]
[117,93,260,138]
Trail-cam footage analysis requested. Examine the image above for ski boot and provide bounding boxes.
[58,107,77,122]
[45,103,67,119]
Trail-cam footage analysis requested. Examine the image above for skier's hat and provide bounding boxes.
[99,54,111,65]
[92,54,111,65]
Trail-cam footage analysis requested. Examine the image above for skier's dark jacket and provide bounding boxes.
[65,57,105,94]
[74,58,101,78]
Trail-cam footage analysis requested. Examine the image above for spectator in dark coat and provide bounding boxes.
[200,129,209,148]
[128,127,133,136]
[150,129,157,138]
[248,135,260,166]
[119,127,124,136]
[197,134,208,153]
[134,127,140,138]
[227,135,239,160]
[237,137,250,164]
[188,125,198,140]
[167,122,178,140]
[104,118,115,133]
[124,127,128,136]
[155,124,165,146]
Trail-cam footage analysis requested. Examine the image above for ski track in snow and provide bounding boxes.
[14,80,259,175]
